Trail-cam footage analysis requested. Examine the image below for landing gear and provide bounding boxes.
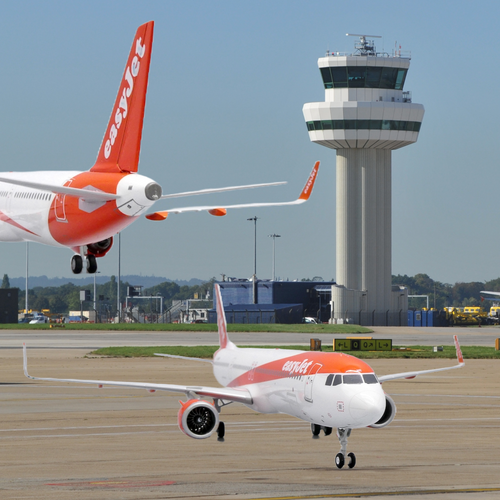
[311,424,333,439]
[335,427,356,469]
[217,421,225,442]
[311,423,321,439]
[86,255,97,274]
[71,255,83,274]
[71,254,97,274]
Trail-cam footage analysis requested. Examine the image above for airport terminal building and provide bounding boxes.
[208,279,334,324]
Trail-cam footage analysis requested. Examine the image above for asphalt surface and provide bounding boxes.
[0,340,500,499]
[2,324,500,348]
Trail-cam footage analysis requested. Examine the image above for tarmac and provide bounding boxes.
[0,344,500,500]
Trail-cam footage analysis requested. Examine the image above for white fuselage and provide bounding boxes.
[213,346,386,429]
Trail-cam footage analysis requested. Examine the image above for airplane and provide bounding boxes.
[0,21,319,275]
[23,284,465,469]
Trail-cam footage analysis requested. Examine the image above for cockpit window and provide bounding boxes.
[343,374,363,384]
[325,374,334,386]
[332,374,342,386]
[363,373,379,384]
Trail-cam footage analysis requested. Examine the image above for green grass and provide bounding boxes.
[89,344,500,359]
[1,322,372,333]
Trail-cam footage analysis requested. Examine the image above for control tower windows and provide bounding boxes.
[306,120,421,133]
[320,66,408,90]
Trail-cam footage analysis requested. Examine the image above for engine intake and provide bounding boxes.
[178,399,219,439]
[369,394,396,428]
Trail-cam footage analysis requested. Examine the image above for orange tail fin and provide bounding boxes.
[91,21,154,174]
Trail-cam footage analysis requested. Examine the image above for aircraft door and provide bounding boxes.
[304,363,322,403]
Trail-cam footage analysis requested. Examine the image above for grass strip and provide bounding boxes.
[89,344,500,359]
[1,323,371,333]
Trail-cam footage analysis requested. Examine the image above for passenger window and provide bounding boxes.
[363,374,379,384]
[332,374,342,386]
[343,374,363,384]
[325,374,334,386]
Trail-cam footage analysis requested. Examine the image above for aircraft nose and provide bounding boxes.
[349,390,385,425]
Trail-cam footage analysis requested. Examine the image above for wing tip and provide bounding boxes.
[298,161,320,201]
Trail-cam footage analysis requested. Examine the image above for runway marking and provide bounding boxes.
[249,487,500,499]
[45,479,175,489]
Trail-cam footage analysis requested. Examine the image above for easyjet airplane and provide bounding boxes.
[23,284,464,469]
[0,21,319,274]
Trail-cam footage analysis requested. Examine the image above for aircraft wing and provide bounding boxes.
[378,335,464,383]
[23,344,252,405]
[160,181,287,200]
[0,176,119,202]
[480,290,500,297]
[145,161,319,220]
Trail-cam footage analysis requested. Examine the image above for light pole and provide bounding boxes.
[268,233,281,281]
[93,271,100,323]
[247,216,259,304]
[25,242,29,316]
[117,232,121,323]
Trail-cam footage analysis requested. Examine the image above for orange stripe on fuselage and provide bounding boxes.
[48,171,131,246]
[227,351,374,388]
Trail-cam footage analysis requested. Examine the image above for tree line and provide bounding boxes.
[1,273,497,314]
[1,274,216,315]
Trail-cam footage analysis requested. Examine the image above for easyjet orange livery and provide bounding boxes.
[0,22,319,274]
[23,284,464,469]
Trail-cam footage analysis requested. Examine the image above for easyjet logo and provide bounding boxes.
[303,168,317,195]
[282,359,313,375]
[104,37,147,159]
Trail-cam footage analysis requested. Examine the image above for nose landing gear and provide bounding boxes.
[335,427,356,469]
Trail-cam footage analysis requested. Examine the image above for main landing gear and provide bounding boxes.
[310,424,356,469]
[71,254,97,274]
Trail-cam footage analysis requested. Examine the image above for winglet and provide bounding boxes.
[23,343,33,380]
[298,161,319,201]
[454,335,464,365]
[91,21,154,174]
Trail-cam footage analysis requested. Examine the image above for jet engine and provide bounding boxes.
[368,394,396,428]
[87,237,113,257]
[178,399,219,439]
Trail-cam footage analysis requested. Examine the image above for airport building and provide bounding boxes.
[302,35,424,326]
[208,279,335,324]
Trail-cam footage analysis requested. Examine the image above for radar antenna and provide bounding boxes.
[346,33,381,56]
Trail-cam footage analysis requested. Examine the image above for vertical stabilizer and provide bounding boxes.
[91,21,154,174]
[215,284,236,350]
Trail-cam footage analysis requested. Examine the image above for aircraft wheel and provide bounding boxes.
[323,426,333,436]
[71,255,83,274]
[347,452,356,469]
[311,423,321,439]
[217,421,225,442]
[335,453,344,469]
[86,255,97,274]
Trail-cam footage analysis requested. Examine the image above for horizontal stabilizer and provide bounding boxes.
[0,176,119,202]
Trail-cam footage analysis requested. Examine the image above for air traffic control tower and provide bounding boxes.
[303,35,424,326]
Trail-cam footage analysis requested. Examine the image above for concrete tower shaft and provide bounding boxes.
[303,38,424,325]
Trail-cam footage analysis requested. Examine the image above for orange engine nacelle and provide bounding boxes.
[368,394,397,429]
[87,237,113,257]
[178,399,219,439]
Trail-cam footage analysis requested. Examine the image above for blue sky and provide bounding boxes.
[0,0,498,285]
